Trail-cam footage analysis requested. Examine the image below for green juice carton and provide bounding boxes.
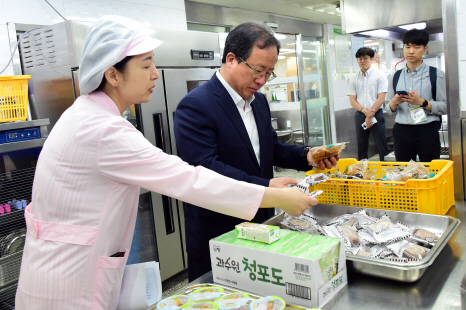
[210,229,347,309]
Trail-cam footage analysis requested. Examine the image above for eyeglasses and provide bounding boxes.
[237,57,276,81]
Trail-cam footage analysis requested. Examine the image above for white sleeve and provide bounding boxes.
[377,70,388,93]
[347,75,357,96]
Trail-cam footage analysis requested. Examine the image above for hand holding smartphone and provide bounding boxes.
[396,90,409,96]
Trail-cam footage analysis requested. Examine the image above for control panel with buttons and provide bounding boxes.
[0,127,42,144]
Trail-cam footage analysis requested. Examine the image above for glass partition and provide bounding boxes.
[261,34,329,147]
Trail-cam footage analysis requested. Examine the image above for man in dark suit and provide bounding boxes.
[174,22,338,281]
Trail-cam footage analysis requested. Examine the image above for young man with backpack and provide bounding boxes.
[384,29,447,162]
[348,47,390,161]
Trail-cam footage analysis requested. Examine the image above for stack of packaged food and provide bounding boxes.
[280,210,440,262]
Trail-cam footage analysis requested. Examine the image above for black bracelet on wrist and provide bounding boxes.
[360,107,364,112]
[302,146,311,163]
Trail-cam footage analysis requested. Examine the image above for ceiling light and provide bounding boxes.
[399,23,426,30]
[274,33,287,40]
[359,30,390,38]
[278,55,286,59]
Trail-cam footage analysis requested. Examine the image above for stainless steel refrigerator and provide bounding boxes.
[19,20,221,280]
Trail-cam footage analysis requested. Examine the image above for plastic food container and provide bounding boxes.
[263,204,460,282]
[305,159,454,215]
[0,75,31,122]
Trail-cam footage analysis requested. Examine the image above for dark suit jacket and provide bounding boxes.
[174,73,310,258]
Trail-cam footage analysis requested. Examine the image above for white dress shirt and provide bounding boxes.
[216,70,260,164]
[348,67,388,109]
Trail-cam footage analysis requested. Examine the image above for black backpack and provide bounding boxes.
[392,66,437,100]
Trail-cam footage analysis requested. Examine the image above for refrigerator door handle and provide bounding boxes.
[153,113,175,234]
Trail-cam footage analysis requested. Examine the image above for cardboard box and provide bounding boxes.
[210,229,347,309]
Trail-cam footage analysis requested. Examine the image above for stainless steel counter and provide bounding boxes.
[188,201,466,309]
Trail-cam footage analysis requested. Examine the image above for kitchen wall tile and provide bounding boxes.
[64,1,111,23]
[0,24,12,73]
[151,7,186,31]
[64,0,112,6]
[0,64,14,75]
[115,0,184,10]
[457,0,466,15]
[149,0,185,10]
[112,0,154,28]
[458,43,466,61]
[0,0,5,24]
[4,0,65,25]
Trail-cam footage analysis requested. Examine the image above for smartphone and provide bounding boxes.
[110,252,125,257]
[396,90,409,96]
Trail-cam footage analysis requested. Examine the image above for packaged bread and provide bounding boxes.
[343,159,375,180]
[309,142,348,163]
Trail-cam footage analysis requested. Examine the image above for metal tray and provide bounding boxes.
[263,204,460,282]
[149,283,310,310]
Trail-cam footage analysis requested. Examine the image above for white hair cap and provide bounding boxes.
[78,15,163,95]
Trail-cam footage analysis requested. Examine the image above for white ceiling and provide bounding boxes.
[187,0,342,25]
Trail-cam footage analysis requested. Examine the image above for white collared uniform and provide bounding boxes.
[347,67,388,109]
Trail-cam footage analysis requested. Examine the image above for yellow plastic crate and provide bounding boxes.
[0,75,31,122]
[305,158,454,215]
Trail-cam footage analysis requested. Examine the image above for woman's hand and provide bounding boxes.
[269,177,298,188]
[260,187,318,217]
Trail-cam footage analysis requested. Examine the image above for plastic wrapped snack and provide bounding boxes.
[412,228,440,246]
[348,209,377,229]
[339,225,361,247]
[387,240,430,261]
[250,296,286,310]
[157,295,192,310]
[215,293,249,310]
[309,142,348,164]
[343,159,375,180]
[384,160,431,182]
[397,222,440,247]
[280,213,324,235]
[235,222,280,244]
[365,215,410,245]
[189,287,224,301]
[293,173,329,193]
[323,214,352,227]
[182,302,219,310]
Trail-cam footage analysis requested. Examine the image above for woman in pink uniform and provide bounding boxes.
[15,16,319,309]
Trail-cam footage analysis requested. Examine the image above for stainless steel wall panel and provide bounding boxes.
[19,22,71,74]
[185,1,323,37]
[65,20,92,68]
[27,66,75,129]
[442,0,463,200]
[139,77,185,281]
[341,0,442,33]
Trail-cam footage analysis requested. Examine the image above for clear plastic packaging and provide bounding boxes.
[309,142,348,164]
[157,295,192,310]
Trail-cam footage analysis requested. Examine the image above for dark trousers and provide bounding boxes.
[354,109,390,161]
[393,121,441,162]
[188,252,212,282]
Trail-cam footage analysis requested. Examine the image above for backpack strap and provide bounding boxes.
[393,69,402,93]
[429,66,437,101]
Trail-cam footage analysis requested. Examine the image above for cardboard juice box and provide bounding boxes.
[210,229,347,309]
